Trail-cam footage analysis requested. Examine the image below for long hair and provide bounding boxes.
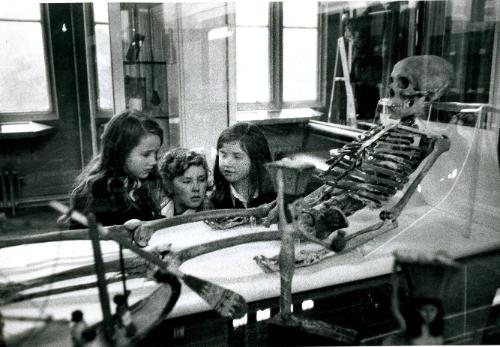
[212,122,273,204]
[71,110,163,213]
[159,148,210,198]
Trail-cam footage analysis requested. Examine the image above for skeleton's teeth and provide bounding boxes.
[388,102,411,110]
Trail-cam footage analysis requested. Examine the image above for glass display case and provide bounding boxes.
[108,3,180,148]
[107,2,234,158]
[0,1,499,346]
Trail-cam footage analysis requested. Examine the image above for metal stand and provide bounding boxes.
[265,160,358,345]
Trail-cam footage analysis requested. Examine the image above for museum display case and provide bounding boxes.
[106,2,234,159]
[0,0,499,345]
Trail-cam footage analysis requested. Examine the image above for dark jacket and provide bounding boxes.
[210,182,276,209]
[70,177,161,228]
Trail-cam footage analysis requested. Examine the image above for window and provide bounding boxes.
[235,2,324,110]
[92,2,114,114]
[0,4,56,121]
[282,2,319,103]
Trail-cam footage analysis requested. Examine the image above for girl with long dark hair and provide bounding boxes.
[70,110,163,227]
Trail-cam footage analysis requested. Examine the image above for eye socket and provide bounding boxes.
[397,77,410,89]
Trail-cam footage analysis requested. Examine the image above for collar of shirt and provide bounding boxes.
[230,184,258,208]
[160,197,196,217]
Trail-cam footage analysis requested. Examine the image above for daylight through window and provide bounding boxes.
[0,5,52,114]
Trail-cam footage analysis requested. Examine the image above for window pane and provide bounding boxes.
[0,4,40,20]
[93,2,109,23]
[236,27,269,103]
[0,22,50,112]
[95,24,113,110]
[283,28,317,101]
[235,1,268,27]
[283,2,317,28]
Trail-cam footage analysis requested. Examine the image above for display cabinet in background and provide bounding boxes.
[108,3,234,159]
[109,3,180,148]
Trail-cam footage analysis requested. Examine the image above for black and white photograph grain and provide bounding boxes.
[0,1,499,346]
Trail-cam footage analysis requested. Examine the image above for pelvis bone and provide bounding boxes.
[388,55,453,118]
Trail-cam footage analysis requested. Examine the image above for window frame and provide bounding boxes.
[0,4,59,122]
[90,4,114,118]
[236,2,327,111]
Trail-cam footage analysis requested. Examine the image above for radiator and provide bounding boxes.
[0,169,17,215]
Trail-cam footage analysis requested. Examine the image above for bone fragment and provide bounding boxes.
[135,203,276,247]
[173,230,281,264]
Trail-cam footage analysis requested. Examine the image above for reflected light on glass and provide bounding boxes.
[493,288,500,306]
[232,313,248,328]
[448,169,458,180]
[301,299,314,311]
[256,308,271,321]
[208,26,233,41]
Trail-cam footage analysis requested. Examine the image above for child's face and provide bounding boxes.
[125,134,161,179]
[171,165,208,212]
[218,141,251,185]
[417,304,439,324]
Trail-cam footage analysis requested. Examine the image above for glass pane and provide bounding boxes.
[236,27,269,103]
[235,1,268,27]
[0,4,40,20]
[95,24,113,110]
[283,28,317,101]
[283,1,317,28]
[440,0,497,103]
[93,2,109,23]
[0,22,50,112]
[328,1,409,123]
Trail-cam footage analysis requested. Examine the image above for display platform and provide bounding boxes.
[0,112,499,345]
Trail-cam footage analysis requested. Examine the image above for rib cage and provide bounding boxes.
[298,123,441,240]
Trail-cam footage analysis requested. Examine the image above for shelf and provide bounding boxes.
[124,61,167,65]
[0,121,55,140]
[236,108,323,125]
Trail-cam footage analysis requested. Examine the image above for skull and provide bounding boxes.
[388,55,453,118]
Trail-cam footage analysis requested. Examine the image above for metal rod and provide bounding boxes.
[88,213,114,343]
[8,171,15,215]
[277,169,294,318]
[118,245,129,306]
[0,169,7,210]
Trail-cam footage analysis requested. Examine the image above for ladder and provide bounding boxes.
[327,37,357,125]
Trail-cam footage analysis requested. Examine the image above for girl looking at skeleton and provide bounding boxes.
[211,122,276,209]
[69,110,163,228]
[159,148,213,217]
